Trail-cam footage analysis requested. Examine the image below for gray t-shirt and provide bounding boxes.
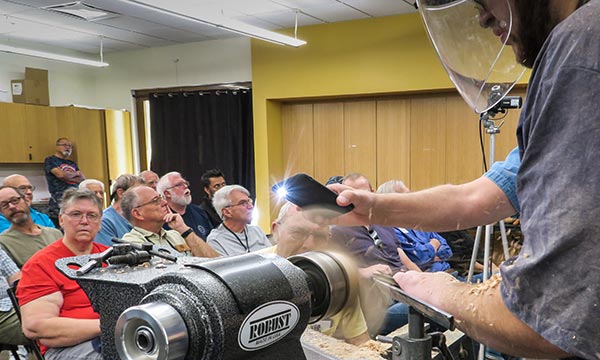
[207,224,270,256]
[501,1,600,358]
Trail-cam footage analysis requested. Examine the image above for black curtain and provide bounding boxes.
[149,89,255,203]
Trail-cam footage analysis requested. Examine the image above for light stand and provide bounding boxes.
[467,92,522,360]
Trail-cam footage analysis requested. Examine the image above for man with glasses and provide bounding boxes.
[94,174,143,246]
[17,188,106,359]
[0,174,55,233]
[199,168,227,227]
[44,137,85,227]
[207,185,270,256]
[157,172,213,241]
[0,186,62,268]
[120,186,219,257]
[138,170,159,190]
[263,202,371,346]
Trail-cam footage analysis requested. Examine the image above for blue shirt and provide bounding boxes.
[95,206,132,246]
[163,204,213,240]
[0,208,55,233]
[394,228,452,272]
[484,146,521,214]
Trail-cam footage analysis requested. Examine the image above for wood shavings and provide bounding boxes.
[301,329,387,359]
[468,274,502,296]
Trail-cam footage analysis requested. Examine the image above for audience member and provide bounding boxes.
[95,174,143,246]
[0,186,62,268]
[0,174,55,232]
[199,169,226,227]
[0,249,27,347]
[139,170,159,190]
[120,186,218,257]
[266,202,370,345]
[377,180,491,280]
[44,137,85,226]
[79,179,105,206]
[17,188,105,359]
[331,174,421,335]
[207,185,270,256]
[157,172,213,240]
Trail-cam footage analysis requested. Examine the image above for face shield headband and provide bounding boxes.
[416,0,526,113]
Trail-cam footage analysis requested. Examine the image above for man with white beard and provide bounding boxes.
[157,171,213,241]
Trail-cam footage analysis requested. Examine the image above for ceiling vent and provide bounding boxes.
[43,1,118,21]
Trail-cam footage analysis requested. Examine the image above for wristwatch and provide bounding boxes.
[181,228,194,238]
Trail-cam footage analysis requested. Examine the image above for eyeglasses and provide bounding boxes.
[135,195,164,208]
[167,181,190,190]
[63,211,101,222]
[224,198,253,209]
[0,196,24,210]
[56,143,73,148]
[17,185,35,192]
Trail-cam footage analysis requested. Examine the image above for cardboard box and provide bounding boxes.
[25,67,48,82]
[11,67,49,105]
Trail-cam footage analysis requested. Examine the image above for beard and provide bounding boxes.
[9,212,29,226]
[513,1,564,68]
[62,149,72,157]
[171,192,192,206]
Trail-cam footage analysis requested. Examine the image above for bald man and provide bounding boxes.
[0,174,55,233]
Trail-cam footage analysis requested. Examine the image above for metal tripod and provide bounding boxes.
[467,111,511,360]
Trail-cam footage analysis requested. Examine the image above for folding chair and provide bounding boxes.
[6,280,45,360]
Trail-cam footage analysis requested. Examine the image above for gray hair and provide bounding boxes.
[120,187,142,222]
[376,180,409,194]
[274,202,294,225]
[156,171,181,196]
[110,174,143,203]
[60,188,103,215]
[79,179,105,191]
[212,185,250,220]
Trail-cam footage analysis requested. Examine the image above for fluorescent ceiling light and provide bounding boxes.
[0,44,109,67]
[124,0,306,47]
[44,2,118,21]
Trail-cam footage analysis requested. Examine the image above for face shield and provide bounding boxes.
[416,0,526,113]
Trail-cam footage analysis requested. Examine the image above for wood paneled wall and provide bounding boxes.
[281,90,525,190]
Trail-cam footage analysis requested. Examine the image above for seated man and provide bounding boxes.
[199,169,226,228]
[157,172,213,240]
[0,174,55,232]
[207,185,270,256]
[265,202,371,345]
[139,170,159,190]
[79,179,106,207]
[120,186,218,258]
[0,186,62,268]
[377,180,489,280]
[17,188,106,360]
[0,249,27,347]
[95,174,143,246]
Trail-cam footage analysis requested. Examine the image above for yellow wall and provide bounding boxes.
[251,12,528,231]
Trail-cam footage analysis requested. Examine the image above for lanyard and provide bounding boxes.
[223,224,250,253]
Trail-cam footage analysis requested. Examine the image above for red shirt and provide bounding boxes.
[17,239,108,353]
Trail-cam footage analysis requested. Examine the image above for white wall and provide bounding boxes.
[0,52,97,106]
[0,36,252,111]
[94,37,252,111]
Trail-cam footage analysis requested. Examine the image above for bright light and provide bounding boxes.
[275,186,288,200]
[0,43,109,67]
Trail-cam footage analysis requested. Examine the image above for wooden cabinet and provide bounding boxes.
[0,103,133,198]
[0,102,57,162]
[55,106,109,190]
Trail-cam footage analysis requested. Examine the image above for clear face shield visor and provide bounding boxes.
[416,0,526,113]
